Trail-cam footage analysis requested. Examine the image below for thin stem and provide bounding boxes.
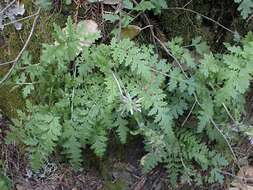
[140,25,153,31]
[3,11,40,27]
[70,63,78,121]
[154,35,189,79]
[223,103,237,124]
[112,71,124,98]
[210,118,238,162]
[181,100,197,127]
[183,0,193,8]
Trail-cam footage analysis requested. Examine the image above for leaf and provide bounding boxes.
[22,84,34,98]
[103,13,120,23]
[121,14,134,27]
[65,0,72,5]
[197,98,213,133]
[135,1,155,11]
[123,0,133,9]
[114,117,129,144]
[141,152,160,173]
[77,20,100,47]
[120,25,141,39]
[192,37,210,55]
[150,0,167,14]
[36,0,52,10]
[91,134,108,157]
[234,0,253,19]
[199,53,219,77]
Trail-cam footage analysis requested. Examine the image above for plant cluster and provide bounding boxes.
[234,0,253,19]
[6,16,253,187]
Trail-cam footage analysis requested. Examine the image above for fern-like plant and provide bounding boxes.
[234,0,253,19]
[7,17,253,186]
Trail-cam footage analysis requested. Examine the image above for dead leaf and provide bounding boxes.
[77,20,100,47]
[120,25,141,39]
[55,20,100,49]
[78,20,99,35]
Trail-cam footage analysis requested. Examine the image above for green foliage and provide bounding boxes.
[134,0,167,13]
[102,0,167,37]
[35,0,52,10]
[0,173,11,190]
[7,18,253,187]
[234,0,253,19]
[0,161,11,190]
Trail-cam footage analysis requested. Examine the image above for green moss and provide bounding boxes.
[103,180,127,190]
[0,85,24,119]
[100,160,128,189]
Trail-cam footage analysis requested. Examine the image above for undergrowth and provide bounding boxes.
[5,15,253,187]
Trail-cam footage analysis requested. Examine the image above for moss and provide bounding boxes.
[103,180,127,190]
[101,161,128,190]
[0,85,24,119]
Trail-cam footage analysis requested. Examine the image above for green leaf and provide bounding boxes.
[36,0,52,10]
[22,84,34,98]
[123,0,133,9]
[234,0,253,19]
[65,0,72,5]
[197,99,213,133]
[115,117,129,144]
[135,1,155,11]
[103,13,120,23]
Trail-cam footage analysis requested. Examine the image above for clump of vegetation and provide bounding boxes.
[5,15,253,187]
[1,0,253,189]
